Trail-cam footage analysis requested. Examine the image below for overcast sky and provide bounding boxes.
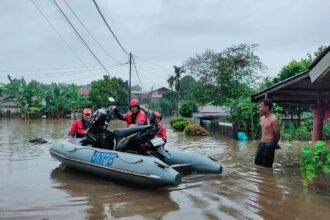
[0,0,329,90]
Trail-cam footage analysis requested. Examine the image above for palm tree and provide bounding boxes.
[174,66,185,116]
[167,75,176,116]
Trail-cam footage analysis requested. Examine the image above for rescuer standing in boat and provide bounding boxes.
[69,108,92,138]
[255,99,281,168]
[110,99,147,128]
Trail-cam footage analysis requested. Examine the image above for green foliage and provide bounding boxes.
[180,75,196,99]
[184,124,209,136]
[185,44,265,104]
[323,121,330,139]
[281,122,295,140]
[301,112,313,131]
[179,100,197,118]
[273,59,312,83]
[300,141,330,187]
[294,122,311,140]
[169,117,188,127]
[2,76,93,119]
[89,76,128,110]
[226,96,259,139]
[149,97,173,117]
[3,76,44,119]
[281,122,311,141]
[173,120,190,131]
[188,82,218,105]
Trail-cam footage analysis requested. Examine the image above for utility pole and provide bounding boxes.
[128,52,132,103]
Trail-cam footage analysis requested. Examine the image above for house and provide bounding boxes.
[0,97,20,117]
[151,87,171,102]
[78,88,89,96]
[131,87,171,104]
[193,103,230,119]
[131,91,150,105]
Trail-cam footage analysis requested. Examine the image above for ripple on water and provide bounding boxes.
[1,119,330,220]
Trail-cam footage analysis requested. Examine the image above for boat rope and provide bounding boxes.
[115,154,143,164]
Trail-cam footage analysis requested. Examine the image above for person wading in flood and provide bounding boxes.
[254,99,280,168]
[69,108,92,138]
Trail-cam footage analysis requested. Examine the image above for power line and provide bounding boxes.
[29,0,92,73]
[0,63,127,73]
[133,54,172,72]
[131,55,143,88]
[92,0,128,56]
[63,0,122,65]
[4,63,127,79]
[52,0,112,76]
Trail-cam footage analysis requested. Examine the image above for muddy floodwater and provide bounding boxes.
[0,119,329,220]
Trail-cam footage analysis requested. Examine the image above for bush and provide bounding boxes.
[179,100,197,118]
[173,121,190,131]
[323,121,330,139]
[184,124,209,136]
[169,117,188,127]
[281,122,311,141]
[281,122,295,140]
[300,141,330,187]
[294,122,311,140]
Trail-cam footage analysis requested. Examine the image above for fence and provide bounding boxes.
[201,120,237,139]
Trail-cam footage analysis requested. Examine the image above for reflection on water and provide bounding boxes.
[0,118,329,220]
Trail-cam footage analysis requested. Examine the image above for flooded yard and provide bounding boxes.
[0,118,329,219]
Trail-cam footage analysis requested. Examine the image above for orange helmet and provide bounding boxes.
[129,99,140,108]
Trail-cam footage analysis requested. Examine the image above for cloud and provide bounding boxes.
[0,0,329,88]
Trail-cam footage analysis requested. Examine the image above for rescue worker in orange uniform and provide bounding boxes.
[110,99,147,128]
[150,111,167,142]
[69,108,92,138]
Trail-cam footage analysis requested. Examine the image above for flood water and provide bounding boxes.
[0,118,329,220]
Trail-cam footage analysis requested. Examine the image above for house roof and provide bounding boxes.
[193,103,230,117]
[78,89,89,95]
[252,46,330,104]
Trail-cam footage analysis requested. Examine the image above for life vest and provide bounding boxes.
[122,110,147,128]
[155,123,167,142]
[69,118,88,138]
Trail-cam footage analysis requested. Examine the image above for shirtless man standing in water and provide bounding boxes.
[254,99,281,168]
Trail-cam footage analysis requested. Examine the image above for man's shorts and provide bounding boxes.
[254,141,277,168]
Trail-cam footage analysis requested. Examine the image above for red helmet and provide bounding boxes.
[153,111,161,118]
[129,99,140,108]
[150,111,162,124]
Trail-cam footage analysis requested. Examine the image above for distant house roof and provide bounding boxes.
[193,103,230,118]
[152,87,170,92]
[0,97,18,108]
[131,91,150,95]
[78,89,89,95]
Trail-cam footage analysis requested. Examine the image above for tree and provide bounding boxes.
[43,83,70,118]
[167,66,185,116]
[189,82,217,105]
[3,76,44,120]
[215,44,265,100]
[185,44,266,104]
[179,100,197,118]
[180,75,196,99]
[131,85,142,91]
[89,76,129,110]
